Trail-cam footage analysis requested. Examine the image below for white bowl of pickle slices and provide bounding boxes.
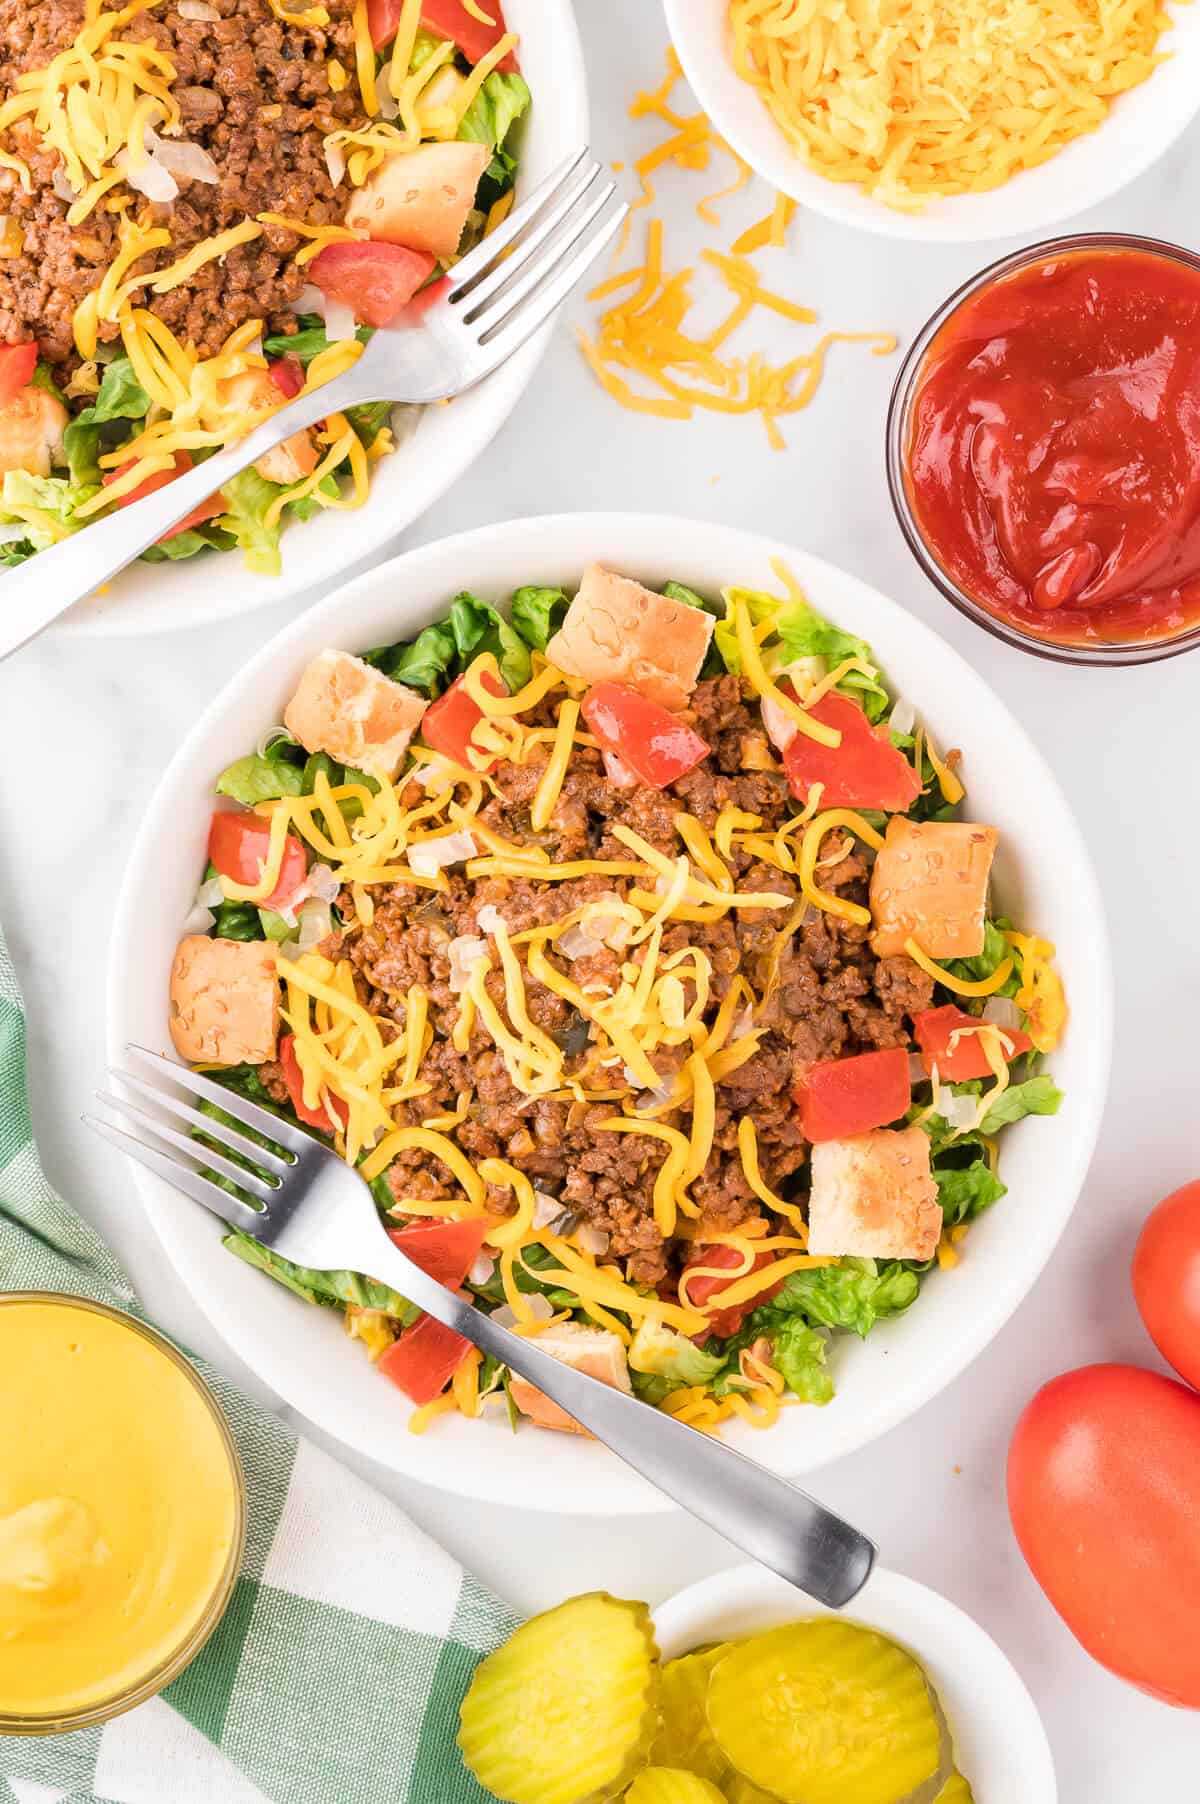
[456,1567,1056,1803]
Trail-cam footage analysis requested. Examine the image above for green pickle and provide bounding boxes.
[650,1646,731,1785]
[456,1593,661,1804]
[933,1776,975,1802]
[705,1620,944,1804]
[625,1770,729,1804]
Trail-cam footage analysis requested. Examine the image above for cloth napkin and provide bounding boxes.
[0,925,515,1804]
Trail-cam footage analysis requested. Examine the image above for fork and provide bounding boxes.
[0,146,627,661]
[87,1045,877,1609]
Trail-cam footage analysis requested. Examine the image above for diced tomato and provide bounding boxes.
[268,355,305,399]
[366,0,401,46]
[913,1004,1032,1081]
[378,1312,472,1405]
[103,449,225,541]
[581,683,710,791]
[797,1047,911,1143]
[279,1033,346,1134]
[208,810,308,913]
[387,1219,489,1290]
[419,0,518,70]
[310,242,437,330]
[782,691,922,813]
[420,668,507,770]
[0,342,38,409]
[685,1241,785,1343]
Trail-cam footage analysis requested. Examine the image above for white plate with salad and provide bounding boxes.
[108,512,1112,1513]
[0,0,584,637]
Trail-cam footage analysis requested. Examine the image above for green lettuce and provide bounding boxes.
[714,586,889,720]
[510,585,569,650]
[629,1321,725,1388]
[216,468,284,577]
[216,751,308,807]
[767,1259,920,1338]
[766,1319,833,1405]
[263,316,372,367]
[979,1075,1063,1133]
[935,1158,1006,1226]
[945,920,1021,999]
[223,1228,419,1325]
[62,355,152,488]
[365,590,531,695]
[0,471,94,549]
[458,70,531,206]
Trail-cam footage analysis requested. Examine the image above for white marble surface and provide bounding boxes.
[3,3,1199,1796]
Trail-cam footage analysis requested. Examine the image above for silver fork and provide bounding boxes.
[0,146,626,661]
[87,1045,876,1609]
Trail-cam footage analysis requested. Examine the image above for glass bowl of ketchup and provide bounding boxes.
[887,234,1200,664]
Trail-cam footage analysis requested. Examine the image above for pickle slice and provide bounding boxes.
[650,1646,731,1784]
[625,1770,729,1804]
[933,1776,974,1802]
[457,1593,661,1804]
[705,1620,942,1804]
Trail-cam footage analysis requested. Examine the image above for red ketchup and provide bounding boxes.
[903,245,1200,648]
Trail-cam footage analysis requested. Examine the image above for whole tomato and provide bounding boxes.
[1132,1179,1200,1390]
[1008,1364,1200,1707]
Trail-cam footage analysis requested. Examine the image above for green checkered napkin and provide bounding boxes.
[0,925,516,1804]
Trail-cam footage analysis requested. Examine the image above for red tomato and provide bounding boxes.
[279,1033,346,1134]
[0,342,38,408]
[1133,1180,1200,1392]
[420,669,507,770]
[103,450,225,541]
[378,1312,471,1405]
[419,0,518,69]
[1008,1364,1200,1707]
[782,691,922,812]
[268,355,305,399]
[912,1004,1032,1081]
[207,811,308,913]
[796,1048,911,1143]
[310,242,437,329]
[388,1219,489,1291]
[685,1242,784,1342]
[581,683,711,791]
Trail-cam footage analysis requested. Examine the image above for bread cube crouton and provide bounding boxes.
[207,370,319,488]
[508,1323,632,1437]
[346,140,490,260]
[169,936,279,1066]
[808,1126,942,1263]
[869,818,998,960]
[545,564,716,711]
[283,650,428,781]
[0,386,68,478]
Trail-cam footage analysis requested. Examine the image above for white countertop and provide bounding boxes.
[3,3,1199,1796]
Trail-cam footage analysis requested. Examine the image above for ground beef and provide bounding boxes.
[0,0,365,364]
[326,674,936,1290]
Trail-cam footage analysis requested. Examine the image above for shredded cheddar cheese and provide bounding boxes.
[904,940,1016,998]
[1004,931,1068,1051]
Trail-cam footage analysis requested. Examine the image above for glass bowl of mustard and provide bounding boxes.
[0,1292,246,1735]
[887,232,1200,666]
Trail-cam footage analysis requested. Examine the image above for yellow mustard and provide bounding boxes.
[0,1296,241,1721]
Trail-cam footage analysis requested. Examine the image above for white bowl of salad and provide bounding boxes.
[108,512,1112,1513]
[0,0,584,636]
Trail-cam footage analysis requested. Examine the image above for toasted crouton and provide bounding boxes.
[869,818,998,960]
[808,1126,942,1262]
[207,369,319,488]
[545,565,715,711]
[0,386,67,478]
[346,140,490,260]
[508,1323,632,1436]
[169,936,279,1066]
[283,650,428,780]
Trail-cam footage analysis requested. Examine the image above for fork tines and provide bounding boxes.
[447,145,629,357]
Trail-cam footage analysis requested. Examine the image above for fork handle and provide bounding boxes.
[364,1232,876,1608]
[0,364,380,662]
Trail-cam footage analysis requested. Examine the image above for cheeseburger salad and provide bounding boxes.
[169,563,1067,1435]
[0,0,527,575]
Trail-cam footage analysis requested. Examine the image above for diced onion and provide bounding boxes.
[889,697,916,737]
[408,830,476,878]
[196,875,226,909]
[375,62,401,120]
[907,1051,928,1086]
[476,903,507,935]
[983,996,1023,1031]
[292,284,325,316]
[448,934,487,993]
[52,166,78,203]
[180,902,215,935]
[468,1251,495,1287]
[576,1224,610,1257]
[492,1293,555,1331]
[321,296,357,341]
[936,1089,980,1130]
[303,863,342,904]
[533,1190,561,1229]
[557,924,604,962]
[601,748,638,789]
[297,899,333,949]
[178,0,220,16]
[147,128,219,185]
[324,143,347,188]
[256,725,291,757]
[116,146,178,204]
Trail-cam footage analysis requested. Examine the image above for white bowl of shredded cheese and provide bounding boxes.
[108,511,1111,1514]
[665,0,1200,242]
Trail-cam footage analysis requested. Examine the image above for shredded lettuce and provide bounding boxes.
[945,919,1021,999]
[458,70,531,206]
[979,1074,1063,1132]
[763,1319,833,1405]
[766,1259,920,1338]
[510,585,569,650]
[365,589,532,695]
[263,315,372,367]
[223,1228,420,1325]
[715,585,890,720]
[935,1158,1007,1226]
[629,1320,725,1389]
[216,468,284,577]
[0,471,94,549]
